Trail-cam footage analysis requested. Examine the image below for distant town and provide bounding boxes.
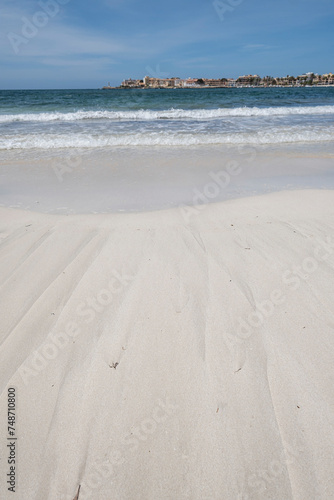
[103,72,334,89]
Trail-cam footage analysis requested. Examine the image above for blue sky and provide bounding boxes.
[0,0,333,89]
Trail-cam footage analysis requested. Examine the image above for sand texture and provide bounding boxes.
[0,189,334,499]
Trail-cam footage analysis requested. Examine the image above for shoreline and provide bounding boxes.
[1,143,334,214]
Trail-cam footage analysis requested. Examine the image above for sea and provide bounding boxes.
[0,87,334,151]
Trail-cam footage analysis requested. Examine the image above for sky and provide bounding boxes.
[0,0,333,89]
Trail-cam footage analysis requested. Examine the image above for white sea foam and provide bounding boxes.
[1,105,334,123]
[1,128,333,149]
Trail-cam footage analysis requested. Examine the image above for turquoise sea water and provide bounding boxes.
[0,87,334,150]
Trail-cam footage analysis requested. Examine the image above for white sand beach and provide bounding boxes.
[0,188,334,499]
[2,0,334,496]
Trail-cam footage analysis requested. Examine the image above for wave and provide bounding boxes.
[1,105,334,123]
[1,129,333,149]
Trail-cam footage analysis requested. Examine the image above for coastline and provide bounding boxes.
[102,85,334,89]
[0,189,334,499]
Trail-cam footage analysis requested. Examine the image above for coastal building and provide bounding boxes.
[118,72,334,89]
[320,73,334,85]
[143,76,182,88]
[202,78,227,87]
[182,78,199,87]
[226,78,237,87]
[121,78,144,88]
[237,74,261,86]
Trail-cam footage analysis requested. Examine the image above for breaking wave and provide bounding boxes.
[1,128,333,149]
[1,105,334,123]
